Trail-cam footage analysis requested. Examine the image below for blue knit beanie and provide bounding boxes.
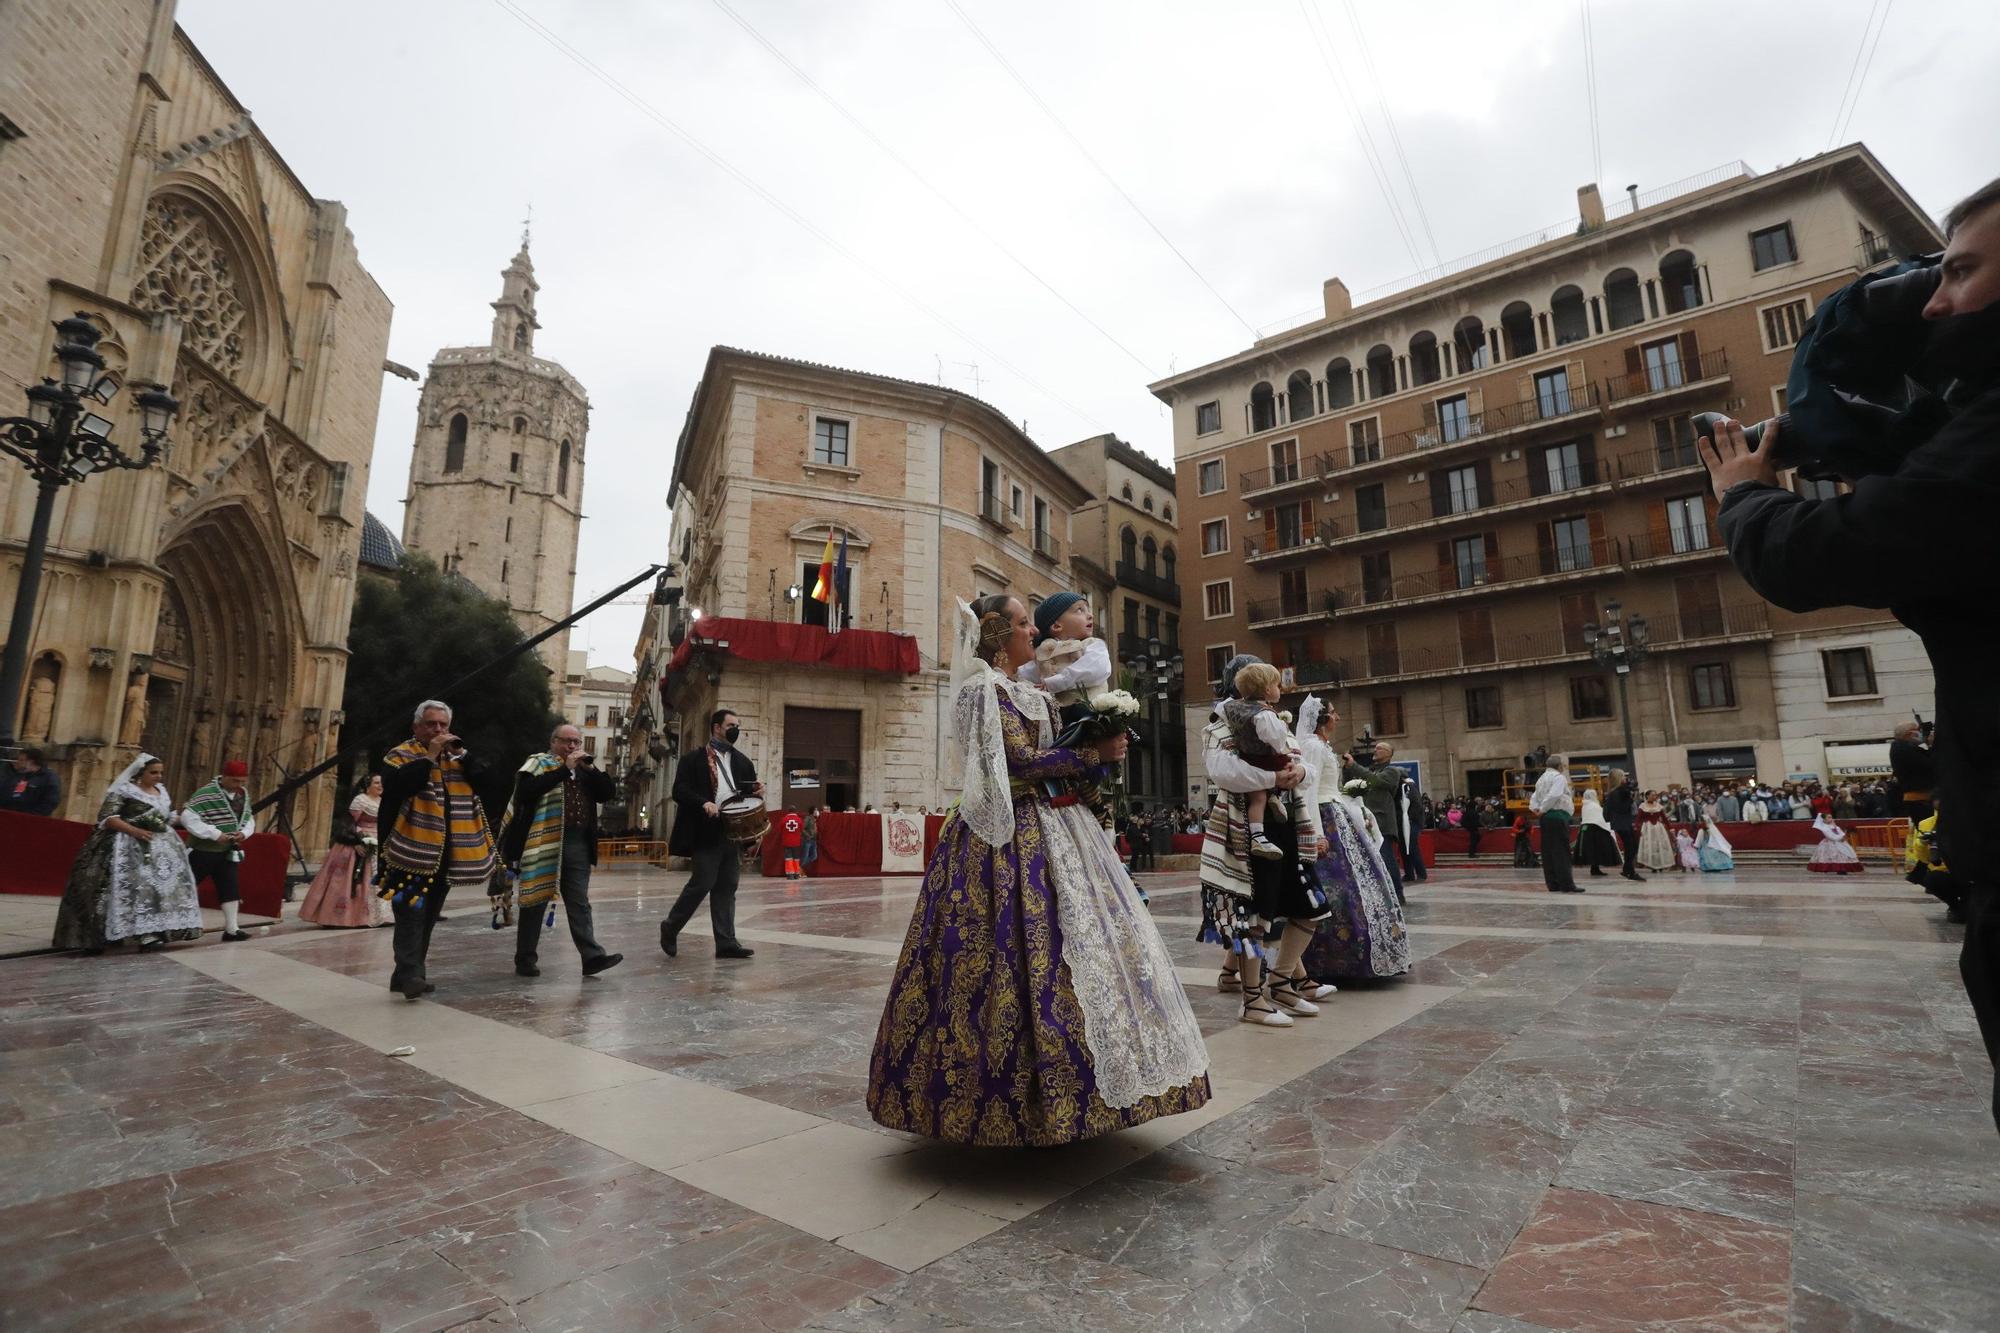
[1033,591,1087,638]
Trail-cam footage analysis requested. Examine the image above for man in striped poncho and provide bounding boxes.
[377,700,496,1000]
[498,722,621,980]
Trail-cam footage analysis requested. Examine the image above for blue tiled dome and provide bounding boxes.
[359,511,405,572]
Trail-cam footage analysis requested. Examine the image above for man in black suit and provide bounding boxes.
[1605,768,1644,882]
[660,708,761,960]
[1889,720,1937,824]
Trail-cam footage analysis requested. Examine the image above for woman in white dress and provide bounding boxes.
[51,754,205,953]
[1636,793,1676,871]
[1807,814,1864,874]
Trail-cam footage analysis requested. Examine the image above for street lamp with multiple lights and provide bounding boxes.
[0,313,177,747]
[1582,599,1650,785]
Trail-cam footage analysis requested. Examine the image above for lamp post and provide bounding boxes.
[1582,599,1650,784]
[0,313,177,746]
[1122,635,1185,809]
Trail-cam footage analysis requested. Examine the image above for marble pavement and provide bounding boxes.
[1,860,1995,1330]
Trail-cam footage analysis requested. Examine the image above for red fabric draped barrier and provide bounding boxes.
[665,617,920,680]
[0,809,289,917]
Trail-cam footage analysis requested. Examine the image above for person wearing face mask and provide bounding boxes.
[659,708,762,961]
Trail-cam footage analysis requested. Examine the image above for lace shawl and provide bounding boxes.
[953,659,1019,849]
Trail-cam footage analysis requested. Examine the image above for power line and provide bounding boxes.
[941,0,1260,338]
[1827,0,1894,148]
[1335,0,1442,271]
[1580,0,1604,187]
[488,0,1103,435]
[1293,0,1425,272]
[706,0,1158,378]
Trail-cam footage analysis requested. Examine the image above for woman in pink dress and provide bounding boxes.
[298,776,386,927]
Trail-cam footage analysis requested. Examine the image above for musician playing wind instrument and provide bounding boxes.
[659,707,762,962]
[499,721,623,979]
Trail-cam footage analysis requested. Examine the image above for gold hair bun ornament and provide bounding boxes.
[977,611,1013,659]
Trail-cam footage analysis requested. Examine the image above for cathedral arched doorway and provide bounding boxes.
[152,500,303,793]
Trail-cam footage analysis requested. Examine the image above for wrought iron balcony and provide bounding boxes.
[1115,559,1182,604]
[1338,537,1619,612]
[1244,518,1340,564]
[1324,462,1613,545]
[1247,588,1341,629]
[1357,383,1605,472]
[1343,602,1771,686]
[1603,348,1730,403]
[1239,451,1333,499]
[978,491,1008,528]
[1033,528,1062,563]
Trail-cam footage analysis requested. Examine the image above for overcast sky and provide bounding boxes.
[180,0,1998,664]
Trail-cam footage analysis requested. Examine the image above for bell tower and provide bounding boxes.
[400,236,589,677]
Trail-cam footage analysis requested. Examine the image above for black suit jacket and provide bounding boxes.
[669,744,758,855]
[1604,783,1637,833]
[1889,739,1936,804]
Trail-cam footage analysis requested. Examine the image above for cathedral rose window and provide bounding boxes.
[131,197,251,376]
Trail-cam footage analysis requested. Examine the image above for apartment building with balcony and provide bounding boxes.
[1050,433,1190,807]
[1152,146,1940,798]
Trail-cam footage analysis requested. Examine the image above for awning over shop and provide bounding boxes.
[663,616,921,685]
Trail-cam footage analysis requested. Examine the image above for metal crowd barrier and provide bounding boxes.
[597,839,669,866]
[1848,819,1911,870]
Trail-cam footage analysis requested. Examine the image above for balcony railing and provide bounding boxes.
[1244,518,1340,562]
[1282,659,1347,689]
[1117,630,1177,661]
[1247,588,1341,627]
[1115,559,1182,604]
[1328,462,1611,543]
[1338,602,1772,685]
[1341,537,1618,610]
[978,491,1008,528]
[1604,348,1730,403]
[1619,529,1724,565]
[1240,451,1333,497]
[1365,383,1604,469]
[1033,528,1061,562]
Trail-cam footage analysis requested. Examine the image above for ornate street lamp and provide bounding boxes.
[1582,599,1650,785]
[0,313,176,746]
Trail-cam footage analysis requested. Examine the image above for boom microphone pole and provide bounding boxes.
[250,563,664,816]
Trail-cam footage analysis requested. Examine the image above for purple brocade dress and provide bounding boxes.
[1302,798,1411,982]
[867,694,1211,1147]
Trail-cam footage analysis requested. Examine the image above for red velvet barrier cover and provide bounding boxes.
[666,617,920,679]
[0,809,289,917]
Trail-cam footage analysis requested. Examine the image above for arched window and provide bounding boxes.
[1660,249,1702,313]
[1142,494,1155,512]
[1551,285,1589,345]
[1325,357,1354,409]
[1453,316,1487,372]
[1604,267,1644,330]
[1249,382,1276,432]
[1162,503,1173,522]
[512,323,529,352]
[1365,344,1395,398]
[1119,525,1138,566]
[444,413,467,473]
[1500,301,1537,358]
[1286,369,1314,421]
[513,415,527,435]
[1408,332,1440,386]
[557,438,571,496]
[1122,482,1133,501]
[1141,533,1158,574]
[1162,543,1177,583]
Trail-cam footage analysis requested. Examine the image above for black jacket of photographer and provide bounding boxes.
[500,759,616,867]
[669,743,758,856]
[1718,383,2000,880]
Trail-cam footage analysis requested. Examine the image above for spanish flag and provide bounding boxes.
[810,530,836,604]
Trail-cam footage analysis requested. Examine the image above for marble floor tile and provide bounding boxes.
[1475,1187,1791,1332]
[1298,1136,1554,1268]
[1556,1103,1796,1226]
[1179,1222,1487,1332]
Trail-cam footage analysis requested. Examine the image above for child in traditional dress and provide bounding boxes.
[1221,662,1295,860]
[1807,814,1864,874]
[1674,825,1700,871]
[1019,592,1110,729]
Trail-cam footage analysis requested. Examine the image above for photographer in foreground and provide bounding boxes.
[1704,177,2000,1131]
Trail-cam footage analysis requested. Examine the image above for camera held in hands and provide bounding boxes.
[1692,251,1992,482]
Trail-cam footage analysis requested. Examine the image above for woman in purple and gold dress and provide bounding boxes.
[866,595,1210,1146]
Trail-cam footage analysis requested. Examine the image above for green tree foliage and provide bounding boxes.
[337,554,556,827]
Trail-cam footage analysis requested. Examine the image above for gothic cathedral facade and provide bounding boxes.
[0,2,393,850]
[399,244,588,677]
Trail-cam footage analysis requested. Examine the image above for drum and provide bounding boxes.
[719,794,769,844]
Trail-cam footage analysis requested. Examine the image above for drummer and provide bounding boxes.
[659,708,763,961]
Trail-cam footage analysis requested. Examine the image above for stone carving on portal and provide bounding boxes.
[119,671,151,748]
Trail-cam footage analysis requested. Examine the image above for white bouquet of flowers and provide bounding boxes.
[1087,689,1141,719]
[1341,778,1370,797]
[1057,689,1143,750]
